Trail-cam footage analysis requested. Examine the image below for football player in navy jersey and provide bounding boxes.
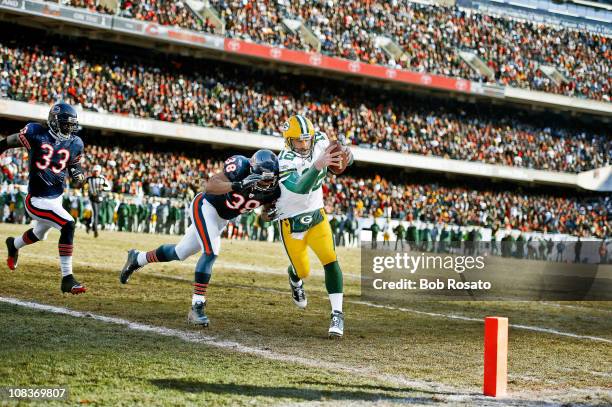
[1,102,87,294]
[120,149,280,326]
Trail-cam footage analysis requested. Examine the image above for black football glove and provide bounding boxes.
[264,204,278,221]
[69,167,85,184]
[232,173,263,192]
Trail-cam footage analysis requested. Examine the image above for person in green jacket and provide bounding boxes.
[13,189,26,224]
[128,201,139,233]
[370,220,380,249]
[394,222,406,250]
[406,223,418,250]
[439,226,451,253]
[117,200,130,232]
[246,210,257,240]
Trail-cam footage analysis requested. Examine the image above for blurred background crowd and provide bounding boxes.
[55,0,611,101]
[1,142,608,239]
[0,27,608,172]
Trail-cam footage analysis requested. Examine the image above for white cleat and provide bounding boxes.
[328,311,344,338]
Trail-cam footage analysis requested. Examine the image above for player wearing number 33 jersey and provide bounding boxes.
[1,102,87,295]
[120,149,280,327]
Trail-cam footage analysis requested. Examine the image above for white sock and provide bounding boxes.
[192,294,206,305]
[14,236,26,249]
[290,279,303,288]
[60,256,72,277]
[137,251,148,266]
[329,293,343,313]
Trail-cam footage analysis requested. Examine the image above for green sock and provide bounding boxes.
[287,265,300,283]
[324,261,343,294]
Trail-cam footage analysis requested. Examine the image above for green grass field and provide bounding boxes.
[0,223,610,406]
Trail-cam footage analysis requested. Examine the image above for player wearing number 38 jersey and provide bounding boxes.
[1,102,87,295]
[120,149,280,327]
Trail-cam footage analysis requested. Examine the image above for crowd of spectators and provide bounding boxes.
[61,0,116,14]
[1,143,608,239]
[119,0,217,33]
[0,32,608,172]
[282,2,610,101]
[57,0,611,101]
[214,0,310,50]
[324,173,610,239]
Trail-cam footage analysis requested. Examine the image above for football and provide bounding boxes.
[328,141,350,175]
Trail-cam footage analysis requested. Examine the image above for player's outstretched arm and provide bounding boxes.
[205,171,264,195]
[0,134,23,154]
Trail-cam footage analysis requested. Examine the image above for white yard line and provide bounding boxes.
[13,253,612,344]
[1,296,605,405]
[349,301,612,344]
[0,296,465,398]
[148,272,612,344]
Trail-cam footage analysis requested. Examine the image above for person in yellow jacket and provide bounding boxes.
[275,114,353,338]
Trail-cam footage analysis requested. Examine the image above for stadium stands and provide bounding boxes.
[64,0,116,14]
[1,143,608,238]
[57,0,611,101]
[119,0,217,33]
[324,173,610,239]
[0,29,608,173]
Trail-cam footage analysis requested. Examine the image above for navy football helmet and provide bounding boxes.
[250,149,279,191]
[48,102,79,141]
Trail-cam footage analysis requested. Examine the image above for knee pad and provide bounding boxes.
[195,253,217,276]
[60,221,76,244]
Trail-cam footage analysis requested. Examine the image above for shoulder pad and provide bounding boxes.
[21,122,46,136]
[314,131,328,142]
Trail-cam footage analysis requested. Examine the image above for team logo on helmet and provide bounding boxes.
[281,121,290,132]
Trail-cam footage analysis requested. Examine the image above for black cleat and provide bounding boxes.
[289,277,307,309]
[328,310,344,338]
[187,301,210,327]
[61,274,87,295]
[6,237,18,271]
[120,249,142,284]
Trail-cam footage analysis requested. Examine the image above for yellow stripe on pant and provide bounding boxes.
[280,209,337,279]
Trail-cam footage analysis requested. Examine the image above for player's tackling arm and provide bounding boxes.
[0,134,23,154]
[204,172,234,195]
[203,171,264,195]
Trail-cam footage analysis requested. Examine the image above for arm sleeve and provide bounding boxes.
[281,166,324,194]
[68,138,84,169]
